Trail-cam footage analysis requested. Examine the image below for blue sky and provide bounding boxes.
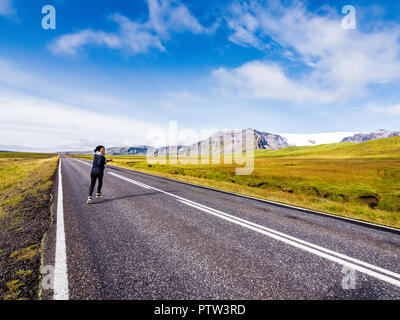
[0,0,400,151]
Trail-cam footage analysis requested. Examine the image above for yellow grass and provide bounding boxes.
[0,153,59,219]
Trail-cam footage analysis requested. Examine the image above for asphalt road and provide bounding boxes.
[44,156,400,300]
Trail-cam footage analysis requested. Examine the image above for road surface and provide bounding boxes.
[43,155,400,300]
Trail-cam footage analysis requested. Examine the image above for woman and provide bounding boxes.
[87,145,112,204]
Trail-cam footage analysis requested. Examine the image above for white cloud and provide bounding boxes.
[0,92,164,151]
[147,0,215,37]
[0,57,137,111]
[49,30,122,56]
[220,0,400,105]
[49,0,217,56]
[110,13,166,54]
[213,60,335,104]
[0,0,15,17]
[368,103,400,116]
[226,2,264,49]
[0,57,167,151]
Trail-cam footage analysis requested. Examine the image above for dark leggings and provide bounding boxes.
[89,170,104,197]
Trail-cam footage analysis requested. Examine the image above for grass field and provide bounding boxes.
[0,152,58,300]
[69,136,400,229]
[0,152,58,219]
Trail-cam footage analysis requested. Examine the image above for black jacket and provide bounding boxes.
[92,152,106,173]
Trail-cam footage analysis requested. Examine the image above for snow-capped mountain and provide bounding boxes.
[279,132,359,147]
[340,129,400,143]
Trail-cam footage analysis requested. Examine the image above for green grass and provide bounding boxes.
[0,152,57,158]
[0,152,58,219]
[4,280,25,300]
[15,270,33,278]
[9,245,40,261]
[0,152,58,300]
[68,137,400,229]
[254,136,400,159]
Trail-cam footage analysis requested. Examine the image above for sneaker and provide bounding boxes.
[87,197,93,204]
[96,193,102,199]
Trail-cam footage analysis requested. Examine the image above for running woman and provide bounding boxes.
[87,145,112,204]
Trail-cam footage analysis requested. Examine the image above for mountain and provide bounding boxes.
[102,129,289,156]
[257,135,400,158]
[340,130,400,143]
[106,146,157,156]
[64,129,400,156]
[176,129,289,156]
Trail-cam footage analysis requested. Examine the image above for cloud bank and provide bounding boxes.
[215,0,400,105]
[49,0,218,56]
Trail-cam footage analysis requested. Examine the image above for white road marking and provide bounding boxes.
[108,172,152,189]
[178,199,400,288]
[73,158,400,288]
[75,159,91,167]
[177,199,400,281]
[54,157,69,300]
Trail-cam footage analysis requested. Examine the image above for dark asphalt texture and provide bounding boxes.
[46,156,400,300]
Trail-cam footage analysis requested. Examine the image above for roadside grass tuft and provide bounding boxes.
[4,280,25,300]
[15,270,33,278]
[9,245,40,261]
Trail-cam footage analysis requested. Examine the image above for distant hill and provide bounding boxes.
[255,135,400,158]
[104,129,289,156]
[178,129,289,155]
[106,146,157,156]
[65,129,400,157]
[341,130,400,143]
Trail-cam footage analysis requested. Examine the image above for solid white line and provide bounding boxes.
[178,199,400,288]
[236,195,400,233]
[108,172,152,189]
[54,158,69,300]
[73,158,400,288]
[177,199,400,281]
[75,159,91,167]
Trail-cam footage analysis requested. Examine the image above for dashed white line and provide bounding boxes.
[54,157,69,300]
